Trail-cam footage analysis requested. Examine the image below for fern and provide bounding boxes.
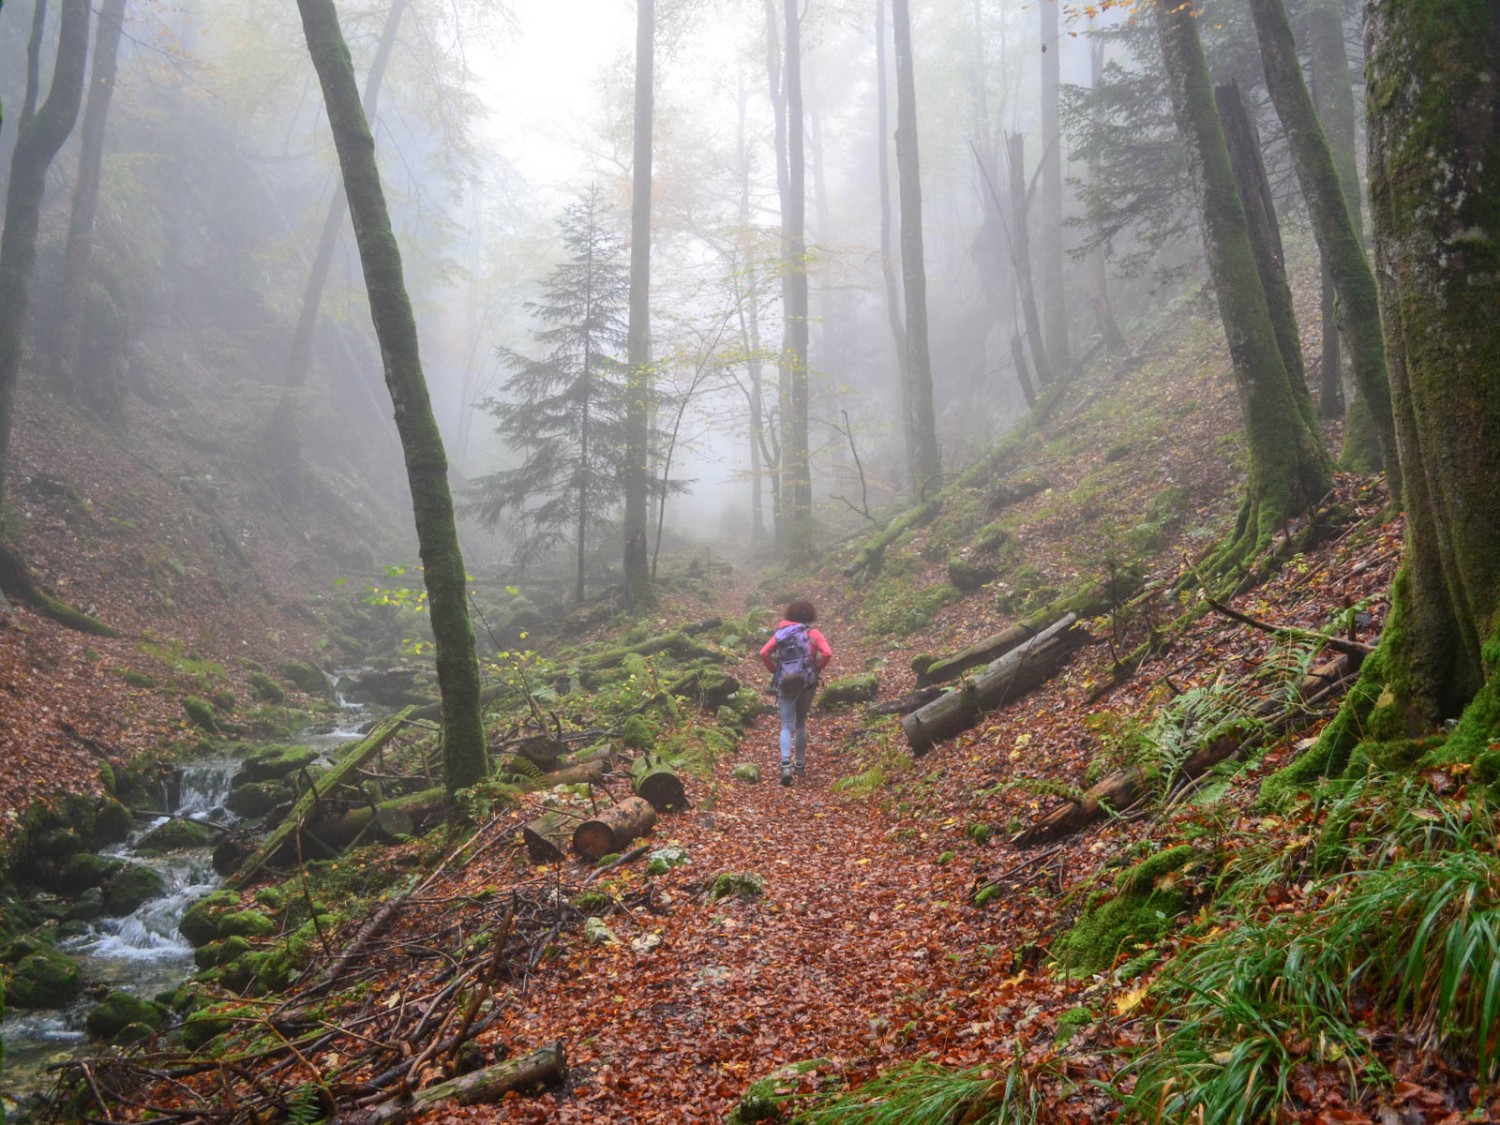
[285,1083,329,1125]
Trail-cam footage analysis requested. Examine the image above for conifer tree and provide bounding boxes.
[470,188,631,607]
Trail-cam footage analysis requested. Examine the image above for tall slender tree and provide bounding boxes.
[762,0,791,556]
[891,0,941,499]
[295,0,486,794]
[1153,0,1330,573]
[50,0,128,417]
[1245,0,1398,504]
[622,0,655,610]
[874,0,912,493]
[1038,0,1070,373]
[781,0,813,560]
[0,0,90,536]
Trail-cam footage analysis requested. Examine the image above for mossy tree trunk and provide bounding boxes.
[1154,0,1331,575]
[295,0,486,794]
[0,0,91,534]
[891,0,941,500]
[1247,0,1399,502]
[622,0,655,611]
[50,0,128,417]
[1340,0,1500,754]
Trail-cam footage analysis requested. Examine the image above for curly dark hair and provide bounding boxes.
[783,599,817,624]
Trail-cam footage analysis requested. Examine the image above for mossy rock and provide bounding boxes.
[948,559,1000,593]
[708,872,765,902]
[65,887,106,923]
[90,798,133,848]
[732,763,762,784]
[217,910,275,939]
[56,852,126,894]
[280,660,333,699]
[621,715,660,751]
[181,1003,258,1050]
[194,935,252,971]
[248,671,286,704]
[85,990,169,1041]
[26,825,85,863]
[227,781,284,819]
[179,890,241,947]
[6,949,84,1008]
[728,1059,829,1124]
[103,863,167,916]
[816,673,879,709]
[182,696,218,732]
[233,744,318,785]
[137,818,219,854]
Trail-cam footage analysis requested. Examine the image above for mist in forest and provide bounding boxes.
[0,0,1332,596]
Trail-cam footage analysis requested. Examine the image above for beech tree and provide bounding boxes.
[1153,0,1330,574]
[296,0,487,794]
[622,0,655,610]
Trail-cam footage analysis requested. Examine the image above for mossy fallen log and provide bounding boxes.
[572,796,658,861]
[538,757,607,789]
[226,707,413,886]
[842,499,941,579]
[901,615,1084,754]
[522,811,579,865]
[1014,652,1359,846]
[630,757,687,812]
[576,631,724,672]
[342,1042,566,1124]
[304,787,447,852]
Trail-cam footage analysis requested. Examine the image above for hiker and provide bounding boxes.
[759,599,832,786]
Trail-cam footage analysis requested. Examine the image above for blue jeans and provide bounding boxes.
[777,686,815,768]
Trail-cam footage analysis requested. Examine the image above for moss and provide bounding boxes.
[1054,1005,1095,1047]
[732,763,762,783]
[181,1003,259,1051]
[137,818,218,853]
[709,872,765,901]
[6,949,84,1008]
[103,863,167,916]
[217,909,276,940]
[91,798,132,847]
[621,714,659,751]
[280,660,333,698]
[247,671,285,704]
[179,890,241,947]
[182,696,218,732]
[234,743,319,785]
[85,991,169,1041]
[1115,844,1195,894]
[816,673,878,709]
[1055,886,1190,976]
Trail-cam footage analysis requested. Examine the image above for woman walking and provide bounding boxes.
[760,599,832,785]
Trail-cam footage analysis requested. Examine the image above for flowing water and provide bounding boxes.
[1,707,372,1111]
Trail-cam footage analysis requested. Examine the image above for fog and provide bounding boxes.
[0,0,1208,591]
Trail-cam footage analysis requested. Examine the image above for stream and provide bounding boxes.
[1,711,372,1111]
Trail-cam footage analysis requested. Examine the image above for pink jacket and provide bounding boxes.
[760,621,832,675]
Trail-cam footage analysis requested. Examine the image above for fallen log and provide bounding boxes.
[867,686,945,717]
[538,757,607,788]
[522,811,579,865]
[304,787,447,852]
[338,1042,566,1125]
[1013,652,1359,847]
[901,615,1085,754]
[577,631,723,672]
[843,500,941,579]
[631,757,688,812]
[572,796,658,860]
[228,707,414,887]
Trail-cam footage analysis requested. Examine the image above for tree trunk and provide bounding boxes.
[1009,335,1038,409]
[1006,133,1054,389]
[622,0,655,611]
[901,615,1084,753]
[1246,0,1398,504]
[874,0,913,495]
[631,756,687,812]
[1085,29,1127,355]
[50,0,128,417]
[265,0,410,485]
[781,0,813,562]
[1330,0,1500,754]
[1153,0,1330,575]
[572,796,658,860]
[1214,80,1311,405]
[891,0,941,499]
[295,0,487,795]
[341,1043,566,1124]
[522,811,577,864]
[0,0,91,533]
[1038,0,1070,373]
[762,0,791,558]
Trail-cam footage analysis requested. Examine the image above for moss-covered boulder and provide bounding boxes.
[194,935,251,971]
[182,696,218,732]
[6,949,84,1008]
[217,910,276,939]
[1052,846,1197,976]
[732,763,763,784]
[58,852,126,894]
[103,863,167,916]
[137,818,219,853]
[233,744,319,786]
[248,671,286,704]
[65,887,106,923]
[85,990,170,1041]
[815,673,879,709]
[179,890,240,947]
[181,1003,258,1050]
[226,781,283,819]
[280,660,333,699]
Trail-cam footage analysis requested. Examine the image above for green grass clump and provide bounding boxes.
[798,1059,1046,1125]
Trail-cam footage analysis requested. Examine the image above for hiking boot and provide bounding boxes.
[780,765,793,786]
[794,764,806,778]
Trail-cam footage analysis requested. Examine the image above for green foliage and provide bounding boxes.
[1054,848,1196,976]
[709,872,765,902]
[796,1059,1046,1125]
[182,695,218,732]
[247,671,285,704]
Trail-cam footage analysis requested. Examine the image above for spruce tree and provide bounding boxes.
[470,188,631,606]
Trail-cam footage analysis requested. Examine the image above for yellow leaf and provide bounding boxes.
[1114,983,1150,1015]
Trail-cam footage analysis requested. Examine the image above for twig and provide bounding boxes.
[1203,593,1374,657]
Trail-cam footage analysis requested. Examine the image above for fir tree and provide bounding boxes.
[471,187,631,606]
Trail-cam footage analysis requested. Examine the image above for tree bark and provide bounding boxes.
[762,0,791,558]
[51,0,128,416]
[1006,133,1054,389]
[890,0,941,499]
[874,0,913,494]
[572,795,658,860]
[0,0,91,532]
[1085,29,1127,355]
[901,615,1085,753]
[631,756,687,812]
[622,0,655,611]
[295,0,487,794]
[781,0,813,562]
[523,811,576,864]
[1039,0,1070,373]
[1153,0,1330,575]
[1009,335,1038,409]
[1247,0,1399,503]
[1213,80,1311,405]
